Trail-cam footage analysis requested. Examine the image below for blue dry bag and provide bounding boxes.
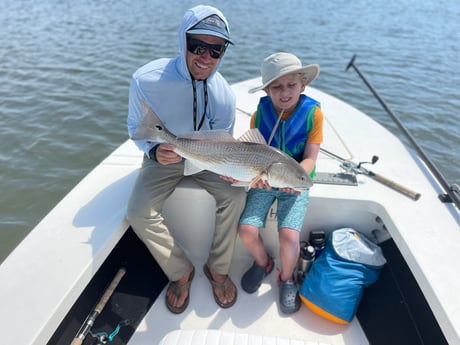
[299,228,386,324]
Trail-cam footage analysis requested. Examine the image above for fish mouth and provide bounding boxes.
[293,187,310,192]
[273,185,311,192]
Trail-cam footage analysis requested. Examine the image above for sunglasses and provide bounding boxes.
[186,37,227,59]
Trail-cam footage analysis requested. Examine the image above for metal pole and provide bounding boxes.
[346,55,459,208]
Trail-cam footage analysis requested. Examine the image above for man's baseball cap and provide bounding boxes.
[187,14,233,44]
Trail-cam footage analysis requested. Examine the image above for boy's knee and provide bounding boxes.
[279,228,299,244]
[238,224,258,239]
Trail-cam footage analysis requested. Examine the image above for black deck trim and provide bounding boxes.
[357,239,448,345]
[48,227,167,345]
[48,230,448,344]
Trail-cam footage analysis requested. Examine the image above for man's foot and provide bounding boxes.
[241,255,274,293]
[165,266,195,314]
[203,264,237,308]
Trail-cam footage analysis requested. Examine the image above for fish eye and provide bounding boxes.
[155,125,163,131]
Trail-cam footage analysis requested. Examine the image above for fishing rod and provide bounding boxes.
[237,106,420,199]
[71,267,126,345]
[320,147,421,200]
[346,55,460,209]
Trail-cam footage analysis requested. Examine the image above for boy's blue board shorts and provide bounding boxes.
[239,188,310,231]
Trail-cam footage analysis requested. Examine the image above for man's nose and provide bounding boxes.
[201,48,214,60]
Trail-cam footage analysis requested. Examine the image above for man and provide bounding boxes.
[126,5,245,314]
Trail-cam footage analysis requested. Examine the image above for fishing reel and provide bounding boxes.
[341,155,379,175]
[89,320,130,344]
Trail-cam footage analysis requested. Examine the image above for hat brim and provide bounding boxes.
[186,28,234,45]
[248,64,320,94]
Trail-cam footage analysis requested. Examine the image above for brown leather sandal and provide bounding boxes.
[203,264,237,308]
[165,267,195,314]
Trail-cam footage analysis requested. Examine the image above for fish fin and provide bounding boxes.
[131,101,165,141]
[178,130,237,142]
[247,173,268,190]
[237,129,267,144]
[183,160,204,176]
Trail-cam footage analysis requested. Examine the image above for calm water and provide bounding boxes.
[1,0,459,263]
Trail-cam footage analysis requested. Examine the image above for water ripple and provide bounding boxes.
[0,0,458,263]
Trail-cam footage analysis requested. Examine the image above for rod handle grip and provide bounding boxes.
[370,172,421,200]
[70,268,126,345]
[70,338,83,345]
[94,268,126,314]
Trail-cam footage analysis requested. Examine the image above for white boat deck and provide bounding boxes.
[130,79,460,344]
[0,78,459,345]
[129,251,367,345]
[157,329,330,345]
[232,79,460,343]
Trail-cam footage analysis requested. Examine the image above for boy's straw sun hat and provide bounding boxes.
[249,52,320,93]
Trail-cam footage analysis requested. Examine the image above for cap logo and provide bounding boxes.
[203,15,225,29]
[187,14,232,44]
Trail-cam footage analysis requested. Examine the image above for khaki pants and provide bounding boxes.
[127,156,246,281]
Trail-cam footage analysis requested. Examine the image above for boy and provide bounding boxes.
[239,52,323,314]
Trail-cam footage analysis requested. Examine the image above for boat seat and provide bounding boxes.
[157,329,331,345]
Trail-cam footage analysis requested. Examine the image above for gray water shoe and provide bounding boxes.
[241,256,274,293]
[279,280,300,314]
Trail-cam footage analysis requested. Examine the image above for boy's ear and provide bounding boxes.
[300,75,308,91]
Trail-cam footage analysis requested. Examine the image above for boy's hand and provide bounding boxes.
[219,176,299,194]
[219,176,270,190]
[279,187,300,195]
